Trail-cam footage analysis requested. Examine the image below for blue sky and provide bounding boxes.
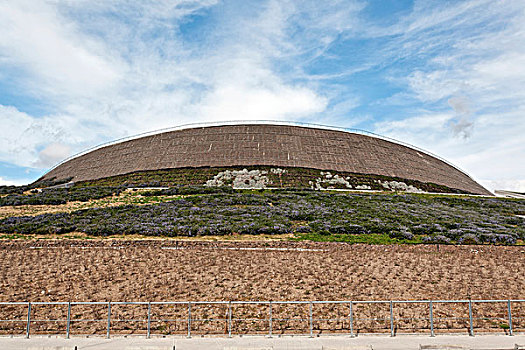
[1,0,524,192]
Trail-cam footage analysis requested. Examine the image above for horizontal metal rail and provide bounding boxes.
[0,299,521,338]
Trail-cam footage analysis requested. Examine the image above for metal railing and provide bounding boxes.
[0,299,523,338]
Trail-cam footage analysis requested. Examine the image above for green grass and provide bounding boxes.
[0,233,32,240]
[292,233,424,244]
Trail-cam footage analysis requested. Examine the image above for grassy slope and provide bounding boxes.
[0,189,523,245]
[73,166,466,193]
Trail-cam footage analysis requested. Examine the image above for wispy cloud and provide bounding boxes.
[447,95,473,139]
[1,0,357,170]
[0,0,524,190]
[367,0,525,189]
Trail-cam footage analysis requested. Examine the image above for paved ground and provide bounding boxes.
[0,334,524,350]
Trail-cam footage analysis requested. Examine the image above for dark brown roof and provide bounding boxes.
[40,124,491,195]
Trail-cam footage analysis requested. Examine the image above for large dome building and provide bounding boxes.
[39,122,491,195]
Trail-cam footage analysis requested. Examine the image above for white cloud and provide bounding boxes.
[1,0,524,192]
[0,0,121,99]
[375,113,454,141]
[196,58,328,121]
[480,180,525,193]
[372,0,525,191]
[447,96,470,116]
[0,0,356,174]
[375,106,525,193]
[447,96,474,139]
[33,143,72,168]
[0,105,76,168]
[0,177,31,186]
[407,71,460,102]
[0,105,47,166]
[199,83,326,121]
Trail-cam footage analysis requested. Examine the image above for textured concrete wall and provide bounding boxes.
[41,124,491,195]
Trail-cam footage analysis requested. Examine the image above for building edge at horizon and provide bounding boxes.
[38,123,492,195]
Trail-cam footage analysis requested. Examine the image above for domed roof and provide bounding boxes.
[39,122,491,195]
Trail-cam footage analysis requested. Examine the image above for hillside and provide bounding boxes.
[0,177,523,245]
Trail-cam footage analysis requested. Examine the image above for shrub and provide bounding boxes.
[1,190,524,245]
[388,227,414,240]
[412,223,444,235]
[480,233,517,245]
[0,186,124,207]
[295,225,312,233]
[422,235,451,244]
[458,233,481,245]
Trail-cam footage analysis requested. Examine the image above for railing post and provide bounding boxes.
[187,302,192,338]
[25,302,31,339]
[349,301,354,338]
[468,300,474,337]
[268,302,273,338]
[147,302,151,339]
[228,301,232,338]
[508,300,513,336]
[9,298,514,338]
[429,301,434,337]
[309,302,313,338]
[66,302,72,339]
[106,302,111,339]
[390,301,394,337]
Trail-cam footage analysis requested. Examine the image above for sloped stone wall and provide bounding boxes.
[40,124,491,195]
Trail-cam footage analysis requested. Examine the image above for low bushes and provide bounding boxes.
[69,166,466,194]
[0,177,72,195]
[0,191,524,245]
[0,186,124,206]
[141,186,234,196]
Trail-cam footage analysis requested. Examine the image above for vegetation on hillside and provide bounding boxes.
[0,186,124,206]
[1,191,523,245]
[0,177,72,195]
[1,166,469,209]
[71,166,465,193]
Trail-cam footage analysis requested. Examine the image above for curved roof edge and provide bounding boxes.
[39,120,483,188]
